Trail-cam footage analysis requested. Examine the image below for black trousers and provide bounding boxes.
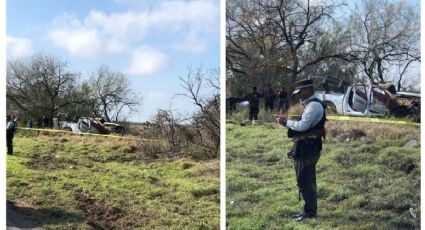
[6,132,13,155]
[295,154,320,216]
[249,107,259,120]
[264,98,274,111]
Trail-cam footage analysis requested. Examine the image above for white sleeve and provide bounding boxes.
[285,102,324,132]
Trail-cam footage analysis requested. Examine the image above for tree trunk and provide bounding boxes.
[376,59,384,83]
[102,99,111,122]
[49,110,55,128]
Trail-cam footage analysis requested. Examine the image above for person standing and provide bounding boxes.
[6,115,15,155]
[43,115,49,128]
[277,87,288,113]
[263,83,275,111]
[27,119,33,128]
[275,79,326,221]
[242,86,262,123]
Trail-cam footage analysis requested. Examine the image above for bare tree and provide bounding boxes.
[226,0,351,96]
[271,0,350,82]
[89,65,141,122]
[7,54,80,120]
[179,67,220,155]
[348,0,420,84]
[394,57,420,91]
[226,0,291,94]
[153,109,182,153]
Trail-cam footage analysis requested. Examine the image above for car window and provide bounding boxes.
[354,84,369,100]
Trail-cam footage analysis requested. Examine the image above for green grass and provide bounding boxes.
[228,107,419,125]
[7,134,219,229]
[226,122,420,230]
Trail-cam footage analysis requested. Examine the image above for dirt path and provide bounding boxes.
[7,203,42,230]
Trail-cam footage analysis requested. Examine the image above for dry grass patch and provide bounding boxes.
[326,121,419,141]
[187,160,219,178]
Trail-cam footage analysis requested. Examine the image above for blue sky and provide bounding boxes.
[6,0,220,122]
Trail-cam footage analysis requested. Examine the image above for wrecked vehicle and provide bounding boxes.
[226,97,249,113]
[312,76,420,122]
[59,117,125,135]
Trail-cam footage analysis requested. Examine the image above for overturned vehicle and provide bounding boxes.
[312,76,420,122]
[59,117,125,135]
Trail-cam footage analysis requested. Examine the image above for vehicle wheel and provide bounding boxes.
[115,127,125,136]
[389,106,410,118]
[324,102,337,115]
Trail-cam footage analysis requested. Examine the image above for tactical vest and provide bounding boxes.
[288,98,326,159]
[287,98,326,139]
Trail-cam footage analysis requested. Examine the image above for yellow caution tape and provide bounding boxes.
[287,114,419,126]
[327,115,420,127]
[16,127,156,141]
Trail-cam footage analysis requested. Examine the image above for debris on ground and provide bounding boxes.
[404,140,418,148]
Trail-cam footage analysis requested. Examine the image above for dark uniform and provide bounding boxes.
[279,79,326,220]
[288,97,326,217]
[226,97,237,113]
[243,87,262,121]
[43,116,49,128]
[278,88,287,113]
[6,116,15,155]
[263,84,275,111]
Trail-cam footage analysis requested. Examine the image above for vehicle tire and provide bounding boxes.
[389,106,410,118]
[324,102,337,115]
[114,127,125,136]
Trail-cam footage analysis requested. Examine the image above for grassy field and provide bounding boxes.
[7,132,219,229]
[226,119,420,230]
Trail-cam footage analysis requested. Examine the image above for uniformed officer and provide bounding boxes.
[275,79,326,221]
[43,115,49,128]
[6,115,15,155]
[242,86,263,123]
[277,87,288,113]
[263,83,275,111]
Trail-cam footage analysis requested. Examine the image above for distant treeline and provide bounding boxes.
[7,53,140,124]
[226,0,420,97]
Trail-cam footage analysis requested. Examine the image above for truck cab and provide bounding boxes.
[312,76,410,118]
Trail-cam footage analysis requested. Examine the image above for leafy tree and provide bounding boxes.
[88,65,141,122]
[7,54,80,122]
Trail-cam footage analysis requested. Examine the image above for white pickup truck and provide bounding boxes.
[312,76,420,121]
[59,117,124,135]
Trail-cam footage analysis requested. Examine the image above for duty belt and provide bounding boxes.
[291,135,322,142]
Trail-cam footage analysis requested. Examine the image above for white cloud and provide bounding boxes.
[48,0,219,58]
[126,46,170,76]
[48,12,127,58]
[7,36,34,58]
[85,0,218,39]
[49,28,102,58]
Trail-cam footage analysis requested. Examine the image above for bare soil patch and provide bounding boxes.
[74,188,125,229]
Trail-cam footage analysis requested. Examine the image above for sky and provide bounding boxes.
[6,0,220,122]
